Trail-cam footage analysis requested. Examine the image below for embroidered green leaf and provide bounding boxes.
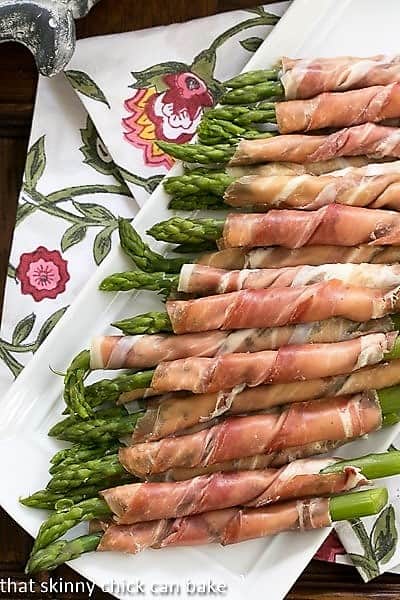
[372,505,398,564]
[0,347,24,378]
[130,61,188,91]
[12,313,36,345]
[36,306,68,346]
[61,224,87,252]
[7,264,17,281]
[16,202,36,225]
[93,225,114,265]
[245,7,280,23]
[72,201,114,222]
[65,70,110,108]
[24,136,46,189]
[347,553,380,580]
[240,37,263,52]
[80,117,116,176]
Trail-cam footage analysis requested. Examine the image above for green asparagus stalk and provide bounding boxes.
[224,69,279,88]
[48,408,144,443]
[112,311,173,335]
[30,498,111,556]
[46,454,126,491]
[27,532,102,574]
[118,218,185,273]
[84,371,154,408]
[172,241,217,253]
[198,119,275,146]
[168,195,224,211]
[163,172,233,198]
[156,141,235,165]
[25,488,388,573]
[20,474,133,510]
[322,451,400,480]
[148,217,224,245]
[221,80,284,105]
[63,350,93,419]
[99,271,179,294]
[204,103,277,127]
[49,443,120,474]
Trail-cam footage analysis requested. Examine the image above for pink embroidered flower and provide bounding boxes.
[17,247,70,301]
[123,71,213,168]
[314,531,346,562]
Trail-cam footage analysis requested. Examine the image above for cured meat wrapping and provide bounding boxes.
[281,55,400,99]
[229,124,400,166]
[224,171,400,211]
[221,205,400,249]
[120,393,381,477]
[101,458,364,524]
[276,84,400,133]
[166,281,400,333]
[133,359,400,443]
[97,498,331,553]
[94,316,393,370]
[151,333,395,394]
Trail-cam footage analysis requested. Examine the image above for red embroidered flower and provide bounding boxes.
[314,531,346,562]
[123,71,214,168]
[17,247,70,302]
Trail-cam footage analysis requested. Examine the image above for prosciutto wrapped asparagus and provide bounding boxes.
[101,457,366,525]
[149,333,395,394]
[134,361,400,443]
[120,392,382,478]
[198,245,400,269]
[92,316,394,370]
[165,281,400,333]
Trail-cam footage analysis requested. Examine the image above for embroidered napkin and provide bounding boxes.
[1,2,400,582]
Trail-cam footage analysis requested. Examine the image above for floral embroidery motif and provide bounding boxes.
[17,247,70,301]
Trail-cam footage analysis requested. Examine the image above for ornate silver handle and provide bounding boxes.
[0,0,101,76]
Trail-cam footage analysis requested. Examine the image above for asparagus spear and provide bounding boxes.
[204,103,277,127]
[221,80,284,105]
[63,350,92,419]
[20,474,133,510]
[322,451,400,480]
[112,311,173,335]
[25,488,388,573]
[163,172,233,198]
[48,408,144,443]
[168,195,224,211]
[148,217,224,245]
[118,218,185,273]
[156,141,235,165]
[30,497,111,556]
[99,271,179,294]
[46,454,126,491]
[84,371,154,408]
[198,119,275,146]
[224,69,279,88]
[49,443,120,474]
[27,532,103,574]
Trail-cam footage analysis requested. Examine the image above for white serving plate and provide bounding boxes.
[2,0,400,598]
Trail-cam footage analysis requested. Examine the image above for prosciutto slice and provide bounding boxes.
[198,245,400,270]
[280,55,400,100]
[166,281,400,333]
[178,264,400,295]
[276,84,400,133]
[220,205,400,249]
[227,156,379,177]
[100,317,393,371]
[101,458,364,524]
[224,172,400,211]
[120,393,382,478]
[151,333,395,394]
[229,124,400,166]
[133,359,400,443]
[97,498,331,553]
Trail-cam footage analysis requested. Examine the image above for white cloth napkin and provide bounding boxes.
[1,2,399,582]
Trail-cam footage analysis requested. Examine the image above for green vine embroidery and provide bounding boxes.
[348,505,398,579]
[0,307,68,377]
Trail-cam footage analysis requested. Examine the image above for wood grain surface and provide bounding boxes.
[0,1,398,598]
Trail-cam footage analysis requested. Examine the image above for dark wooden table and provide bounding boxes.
[1,1,399,598]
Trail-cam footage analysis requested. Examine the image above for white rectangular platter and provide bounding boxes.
[2,1,400,598]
